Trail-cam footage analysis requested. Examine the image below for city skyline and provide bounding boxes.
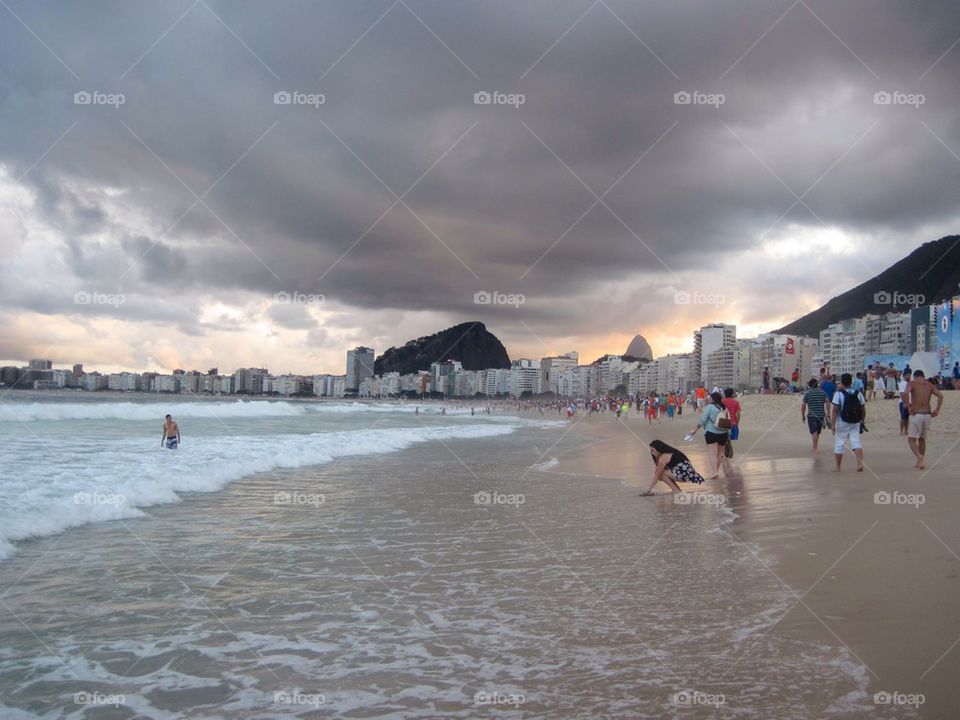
[2,2,959,376]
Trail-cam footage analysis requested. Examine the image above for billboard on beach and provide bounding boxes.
[936,298,958,373]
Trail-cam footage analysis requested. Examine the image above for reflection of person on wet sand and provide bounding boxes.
[639,440,705,496]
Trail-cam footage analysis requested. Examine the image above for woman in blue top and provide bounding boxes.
[689,391,729,479]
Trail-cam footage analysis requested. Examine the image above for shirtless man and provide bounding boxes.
[162,414,181,449]
[906,370,943,470]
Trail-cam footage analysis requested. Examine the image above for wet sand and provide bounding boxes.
[549,393,960,719]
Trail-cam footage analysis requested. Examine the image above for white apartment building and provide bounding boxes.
[107,372,140,392]
[273,375,302,396]
[694,324,736,382]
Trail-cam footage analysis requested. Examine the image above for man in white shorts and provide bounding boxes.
[830,373,866,472]
[906,369,943,470]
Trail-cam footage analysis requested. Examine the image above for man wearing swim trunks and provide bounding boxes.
[162,414,180,449]
[906,370,943,470]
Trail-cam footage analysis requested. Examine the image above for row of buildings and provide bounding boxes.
[6,298,958,398]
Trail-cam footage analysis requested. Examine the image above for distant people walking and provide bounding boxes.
[640,440,705,495]
[722,388,741,441]
[905,370,943,470]
[801,378,829,452]
[162,414,180,449]
[830,373,866,472]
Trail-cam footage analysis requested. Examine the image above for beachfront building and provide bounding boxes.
[273,375,303,396]
[878,312,911,355]
[107,372,141,392]
[705,346,738,389]
[484,368,511,397]
[233,367,268,395]
[82,372,106,391]
[738,334,819,389]
[540,353,578,394]
[693,324,736,383]
[379,372,401,397]
[312,374,346,397]
[152,374,181,393]
[911,305,937,353]
[509,359,542,397]
[820,317,875,376]
[345,347,375,392]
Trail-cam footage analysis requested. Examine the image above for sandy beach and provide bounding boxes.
[541,392,960,718]
[0,393,957,717]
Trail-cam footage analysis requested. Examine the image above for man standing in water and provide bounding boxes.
[162,414,180,449]
[905,370,943,470]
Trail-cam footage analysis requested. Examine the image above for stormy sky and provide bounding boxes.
[1,0,959,374]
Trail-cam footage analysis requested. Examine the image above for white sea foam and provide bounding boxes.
[0,399,524,422]
[0,423,517,560]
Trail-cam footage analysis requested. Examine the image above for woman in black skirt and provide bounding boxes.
[640,440,706,496]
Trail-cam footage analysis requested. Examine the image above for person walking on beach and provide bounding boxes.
[762,366,770,394]
[905,370,943,470]
[897,371,910,436]
[801,378,829,452]
[830,373,866,472]
[689,391,730,479]
[640,440,705,495]
[722,388,741,441]
[162,414,180,449]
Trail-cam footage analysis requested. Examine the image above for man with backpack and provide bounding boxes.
[830,373,866,472]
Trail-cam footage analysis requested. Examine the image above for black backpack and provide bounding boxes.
[839,389,863,424]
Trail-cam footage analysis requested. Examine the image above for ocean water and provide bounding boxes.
[0,393,879,718]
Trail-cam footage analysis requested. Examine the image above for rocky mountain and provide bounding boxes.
[624,334,653,361]
[374,322,511,375]
[776,235,960,337]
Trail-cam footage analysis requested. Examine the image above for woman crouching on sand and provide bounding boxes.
[640,440,705,496]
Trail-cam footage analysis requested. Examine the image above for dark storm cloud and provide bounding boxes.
[1,0,960,343]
